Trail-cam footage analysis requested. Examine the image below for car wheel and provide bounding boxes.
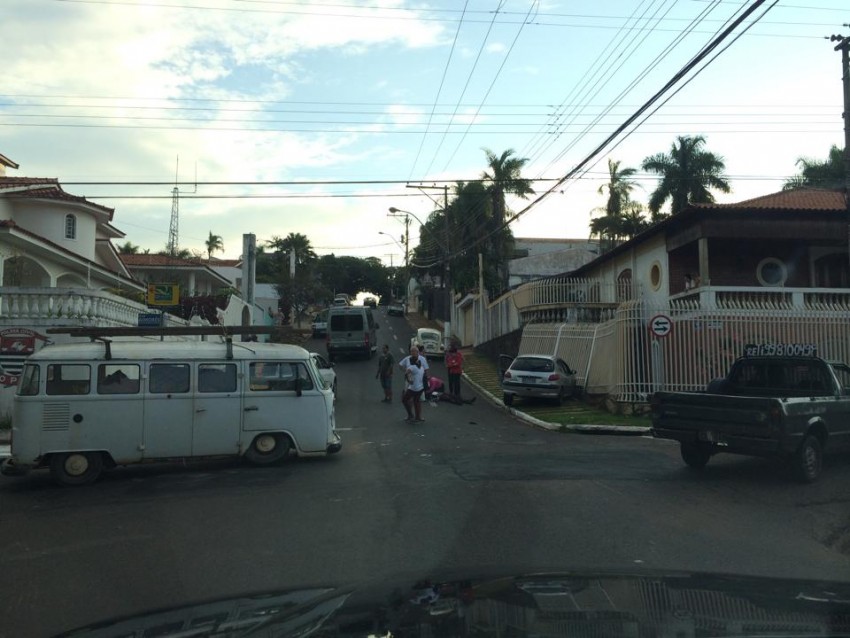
[555,388,565,406]
[244,434,291,465]
[49,452,104,486]
[793,434,823,483]
[680,442,712,470]
[503,393,514,406]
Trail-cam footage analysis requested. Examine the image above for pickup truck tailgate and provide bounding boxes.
[652,392,779,441]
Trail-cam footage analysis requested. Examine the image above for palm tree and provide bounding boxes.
[597,158,639,217]
[481,148,535,291]
[266,233,316,268]
[641,135,730,215]
[205,232,224,260]
[783,145,845,190]
[116,241,140,254]
[481,148,535,224]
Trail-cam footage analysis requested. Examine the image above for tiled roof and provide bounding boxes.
[120,254,207,267]
[0,177,114,217]
[0,176,59,188]
[693,188,847,212]
[207,259,242,267]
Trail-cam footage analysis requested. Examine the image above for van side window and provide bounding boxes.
[46,364,91,396]
[149,364,190,394]
[199,363,237,393]
[18,364,39,396]
[249,362,314,392]
[97,364,141,395]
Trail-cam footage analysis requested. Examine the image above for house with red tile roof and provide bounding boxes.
[119,253,233,297]
[473,188,850,403]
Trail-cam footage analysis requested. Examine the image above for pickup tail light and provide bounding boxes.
[548,374,560,381]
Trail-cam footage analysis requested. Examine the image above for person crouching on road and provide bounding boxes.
[376,344,394,403]
[402,350,426,422]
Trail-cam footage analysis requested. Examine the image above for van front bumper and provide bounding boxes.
[327,432,342,455]
[1,457,31,477]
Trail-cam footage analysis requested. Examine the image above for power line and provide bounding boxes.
[408,0,470,179]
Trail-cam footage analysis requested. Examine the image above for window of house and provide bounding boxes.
[64,214,77,240]
[649,262,662,291]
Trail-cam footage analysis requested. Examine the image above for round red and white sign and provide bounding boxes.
[649,314,672,338]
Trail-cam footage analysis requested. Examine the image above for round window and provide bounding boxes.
[649,262,662,290]
[756,258,787,287]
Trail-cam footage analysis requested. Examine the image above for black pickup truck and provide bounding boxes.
[651,352,850,482]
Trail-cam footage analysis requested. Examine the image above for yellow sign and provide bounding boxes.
[146,283,180,306]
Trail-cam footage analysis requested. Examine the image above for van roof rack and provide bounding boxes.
[46,325,282,338]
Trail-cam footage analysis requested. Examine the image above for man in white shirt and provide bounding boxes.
[401,350,426,422]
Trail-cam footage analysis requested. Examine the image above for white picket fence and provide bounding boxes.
[518,300,850,402]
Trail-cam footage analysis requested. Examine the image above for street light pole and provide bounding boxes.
[402,184,452,343]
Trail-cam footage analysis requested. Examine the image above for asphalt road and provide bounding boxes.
[1,307,850,636]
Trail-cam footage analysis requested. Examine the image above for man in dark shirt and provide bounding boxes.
[376,344,394,403]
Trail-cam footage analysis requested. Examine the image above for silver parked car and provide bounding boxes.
[501,354,577,406]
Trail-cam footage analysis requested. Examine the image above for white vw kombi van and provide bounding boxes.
[1,339,341,485]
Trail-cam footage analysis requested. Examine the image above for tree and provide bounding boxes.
[589,159,648,253]
[266,232,317,267]
[116,241,140,254]
[481,148,535,293]
[783,145,845,190]
[597,158,640,217]
[641,135,730,215]
[205,232,224,260]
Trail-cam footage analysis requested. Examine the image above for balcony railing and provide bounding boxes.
[670,286,850,311]
[513,277,639,312]
[0,287,196,327]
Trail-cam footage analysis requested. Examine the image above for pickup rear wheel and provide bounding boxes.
[793,434,823,483]
[680,442,712,470]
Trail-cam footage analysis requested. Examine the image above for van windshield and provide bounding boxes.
[331,314,363,331]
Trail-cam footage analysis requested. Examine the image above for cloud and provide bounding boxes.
[486,42,507,54]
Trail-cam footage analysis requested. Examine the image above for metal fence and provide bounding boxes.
[517,300,850,403]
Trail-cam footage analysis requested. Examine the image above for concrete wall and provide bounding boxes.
[14,202,98,262]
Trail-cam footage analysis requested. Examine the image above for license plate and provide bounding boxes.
[521,376,537,384]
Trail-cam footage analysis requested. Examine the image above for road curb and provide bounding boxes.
[461,372,651,436]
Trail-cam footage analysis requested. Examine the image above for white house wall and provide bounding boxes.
[13,201,98,261]
[582,233,668,305]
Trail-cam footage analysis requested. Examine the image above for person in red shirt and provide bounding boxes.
[444,342,464,398]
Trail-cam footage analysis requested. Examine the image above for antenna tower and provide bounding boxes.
[166,157,179,256]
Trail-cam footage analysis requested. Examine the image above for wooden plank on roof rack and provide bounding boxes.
[46,326,284,337]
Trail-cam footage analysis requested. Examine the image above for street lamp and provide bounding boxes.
[388,205,452,342]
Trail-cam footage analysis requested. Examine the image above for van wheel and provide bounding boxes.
[245,434,291,465]
[680,442,711,470]
[793,434,822,483]
[50,452,104,486]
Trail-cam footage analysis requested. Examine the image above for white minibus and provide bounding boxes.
[1,339,341,485]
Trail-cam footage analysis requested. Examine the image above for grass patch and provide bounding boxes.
[463,352,649,428]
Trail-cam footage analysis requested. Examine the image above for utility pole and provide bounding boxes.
[406,184,452,342]
[388,209,411,306]
[830,31,850,268]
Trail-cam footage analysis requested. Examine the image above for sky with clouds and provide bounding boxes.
[1,0,847,265]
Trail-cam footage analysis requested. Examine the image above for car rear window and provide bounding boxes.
[420,332,440,343]
[511,358,554,373]
[330,314,364,331]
